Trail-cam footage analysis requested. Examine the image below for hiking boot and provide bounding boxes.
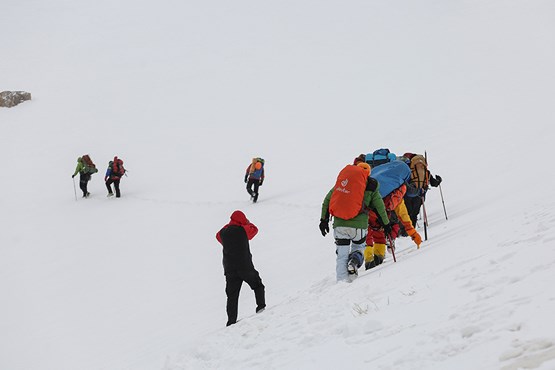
[85,192,90,198]
[374,255,384,266]
[107,193,114,197]
[347,258,359,275]
[256,305,266,314]
[365,260,376,270]
[253,193,259,203]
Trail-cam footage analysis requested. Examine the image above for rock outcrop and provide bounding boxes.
[0,91,32,108]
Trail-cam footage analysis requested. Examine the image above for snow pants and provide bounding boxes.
[225,269,265,326]
[364,211,399,266]
[404,195,423,227]
[106,178,121,197]
[246,179,260,200]
[333,227,367,282]
[79,173,91,197]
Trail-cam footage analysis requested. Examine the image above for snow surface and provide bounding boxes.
[1,0,555,369]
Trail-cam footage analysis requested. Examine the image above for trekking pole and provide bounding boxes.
[439,183,448,220]
[387,234,397,262]
[421,197,428,241]
[72,177,77,201]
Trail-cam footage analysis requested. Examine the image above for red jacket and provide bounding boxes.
[216,211,258,244]
[216,211,259,273]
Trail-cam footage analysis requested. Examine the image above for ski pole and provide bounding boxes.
[439,183,448,220]
[387,234,397,262]
[72,177,77,201]
[421,196,428,241]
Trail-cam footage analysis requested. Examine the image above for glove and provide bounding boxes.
[435,175,442,185]
[259,180,263,186]
[319,218,330,237]
[244,176,248,183]
[72,174,75,178]
[383,222,392,236]
[411,231,422,247]
[104,177,108,182]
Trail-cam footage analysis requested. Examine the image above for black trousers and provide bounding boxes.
[106,178,121,197]
[79,173,91,196]
[225,269,265,326]
[405,196,423,227]
[246,179,260,197]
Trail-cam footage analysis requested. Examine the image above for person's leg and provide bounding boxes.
[349,229,367,267]
[335,243,350,282]
[252,181,260,199]
[243,269,265,312]
[106,179,114,195]
[373,229,387,265]
[405,196,422,227]
[246,179,254,196]
[225,274,243,326]
[114,179,121,197]
[79,174,88,197]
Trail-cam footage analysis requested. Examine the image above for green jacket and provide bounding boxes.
[73,157,85,176]
[321,177,389,229]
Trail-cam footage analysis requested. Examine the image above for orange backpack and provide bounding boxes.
[329,165,368,220]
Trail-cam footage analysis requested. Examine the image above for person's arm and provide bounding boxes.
[216,229,223,244]
[320,189,333,220]
[367,181,389,226]
[243,222,259,240]
[244,165,251,183]
[72,162,83,177]
[429,172,442,187]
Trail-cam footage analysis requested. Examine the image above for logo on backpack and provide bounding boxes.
[329,165,368,219]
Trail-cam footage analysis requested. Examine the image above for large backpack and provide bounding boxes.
[409,154,429,190]
[81,155,98,174]
[329,165,368,220]
[248,157,265,178]
[111,157,125,177]
[366,148,396,168]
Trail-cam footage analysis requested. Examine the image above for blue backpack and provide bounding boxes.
[366,148,397,168]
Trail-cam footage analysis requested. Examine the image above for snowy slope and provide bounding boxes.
[1,0,555,369]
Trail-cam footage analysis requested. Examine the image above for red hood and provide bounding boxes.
[229,210,248,225]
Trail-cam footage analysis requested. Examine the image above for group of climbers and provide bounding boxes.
[320,149,442,282]
[72,155,126,198]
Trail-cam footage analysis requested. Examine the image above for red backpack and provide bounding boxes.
[112,157,125,177]
[329,165,368,220]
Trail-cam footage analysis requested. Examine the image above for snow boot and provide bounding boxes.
[347,251,364,275]
[256,305,266,314]
[365,260,376,270]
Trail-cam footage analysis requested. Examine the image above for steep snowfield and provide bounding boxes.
[1,1,555,369]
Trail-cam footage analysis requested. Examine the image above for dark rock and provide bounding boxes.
[0,91,32,108]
